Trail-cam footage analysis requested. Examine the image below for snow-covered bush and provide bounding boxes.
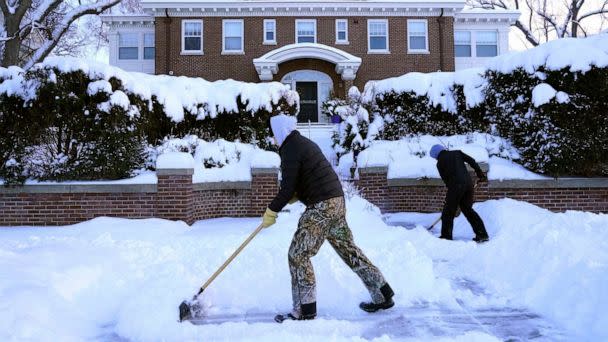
[0,67,147,183]
[486,66,608,176]
[331,87,384,173]
[0,58,298,184]
[341,33,608,176]
[149,136,280,183]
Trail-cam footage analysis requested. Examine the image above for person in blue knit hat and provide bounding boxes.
[430,144,489,243]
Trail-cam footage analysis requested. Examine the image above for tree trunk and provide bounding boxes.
[1,18,23,67]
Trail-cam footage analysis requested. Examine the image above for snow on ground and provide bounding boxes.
[340,133,547,180]
[1,193,606,341]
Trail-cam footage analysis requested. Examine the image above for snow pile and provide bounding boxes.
[362,68,487,113]
[531,83,570,107]
[1,196,606,340]
[487,33,608,73]
[152,135,280,183]
[0,57,298,122]
[342,133,545,180]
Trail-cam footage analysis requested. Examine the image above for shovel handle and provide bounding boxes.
[197,223,264,295]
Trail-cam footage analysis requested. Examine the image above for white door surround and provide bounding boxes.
[253,43,361,82]
[282,70,333,124]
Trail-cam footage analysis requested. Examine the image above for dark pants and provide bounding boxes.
[441,183,488,240]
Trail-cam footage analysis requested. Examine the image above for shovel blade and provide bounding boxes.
[179,297,205,322]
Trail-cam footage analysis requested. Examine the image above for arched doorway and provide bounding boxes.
[281,70,333,124]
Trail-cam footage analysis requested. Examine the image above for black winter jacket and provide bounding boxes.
[436,150,484,187]
[268,131,343,212]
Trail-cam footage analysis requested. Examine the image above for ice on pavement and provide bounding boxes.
[1,194,606,341]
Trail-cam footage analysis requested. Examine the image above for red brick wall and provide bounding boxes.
[0,192,157,226]
[0,168,279,226]
[2,167,606,227]
[155,16,455,91]
[358,167,608,214]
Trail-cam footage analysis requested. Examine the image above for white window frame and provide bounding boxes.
[222,19,244,54]
[335,19,349,44]
[407,19,429,54]
[367,19,389,54]
[118,32,139,60]
[474,30,499,57]
[263,19,276,45]
[181,19,203,55]
[454,30,472,57]
[295,19,317,44]
[143,32,155,60]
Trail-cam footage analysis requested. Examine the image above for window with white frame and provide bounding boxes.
[223,20,244,53]
[336,19,348,44]
[407,19,428,52]
[263,19,276,44]
[454,31,471,57]
[296,19,316,43]
[368,19,388,52]
[143,33,155,60]
[476,30,498,57]
[182,20,203,54]
[118,33,138,60]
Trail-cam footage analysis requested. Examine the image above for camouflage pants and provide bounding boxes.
[288,196,387,314]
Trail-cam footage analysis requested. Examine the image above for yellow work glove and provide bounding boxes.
[288,194,299,204]
[261,208,278,228]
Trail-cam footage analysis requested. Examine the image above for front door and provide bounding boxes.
[296,81,318,123]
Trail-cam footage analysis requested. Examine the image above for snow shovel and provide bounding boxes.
[178,223,264,322]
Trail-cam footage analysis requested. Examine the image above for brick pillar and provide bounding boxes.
[156,153,194,224]
[250,167,279,216]
[358,166,389,212]
[343,80,354,98]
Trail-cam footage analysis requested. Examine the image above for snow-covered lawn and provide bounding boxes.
[1,195,606,341]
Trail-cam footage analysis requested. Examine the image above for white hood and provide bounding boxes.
[270,114,297,147]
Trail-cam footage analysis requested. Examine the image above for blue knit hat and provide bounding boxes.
[429,144,446,159]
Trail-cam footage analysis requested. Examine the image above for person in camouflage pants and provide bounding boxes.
[289,196,390,313]
[262,114,394,323]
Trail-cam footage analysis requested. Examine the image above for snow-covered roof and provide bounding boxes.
[455,6,520,23]
[100,14,154,23]
[140,0,467,15]
[141,0,464,4]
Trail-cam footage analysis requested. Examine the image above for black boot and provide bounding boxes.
[359,283,395,313]
[275,302,316,323]
[472,236,489,243]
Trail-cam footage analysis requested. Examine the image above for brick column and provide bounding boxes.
[156,153,194,224]
[250,167,279,216]
[358,166,390,212]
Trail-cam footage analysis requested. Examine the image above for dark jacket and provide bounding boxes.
[436,150,484,187]
[269,130,343,212]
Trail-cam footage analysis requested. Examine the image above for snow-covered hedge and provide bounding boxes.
[340,133,545,181]
[149,136,280,183]
[335,33,608,176]
[0,58,297,184]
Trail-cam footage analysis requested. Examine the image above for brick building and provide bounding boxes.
[102,1,519,124]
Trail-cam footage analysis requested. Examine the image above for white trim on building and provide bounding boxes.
[101,15,156,74]
[253,43,361,81]
[453,8,518,70]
